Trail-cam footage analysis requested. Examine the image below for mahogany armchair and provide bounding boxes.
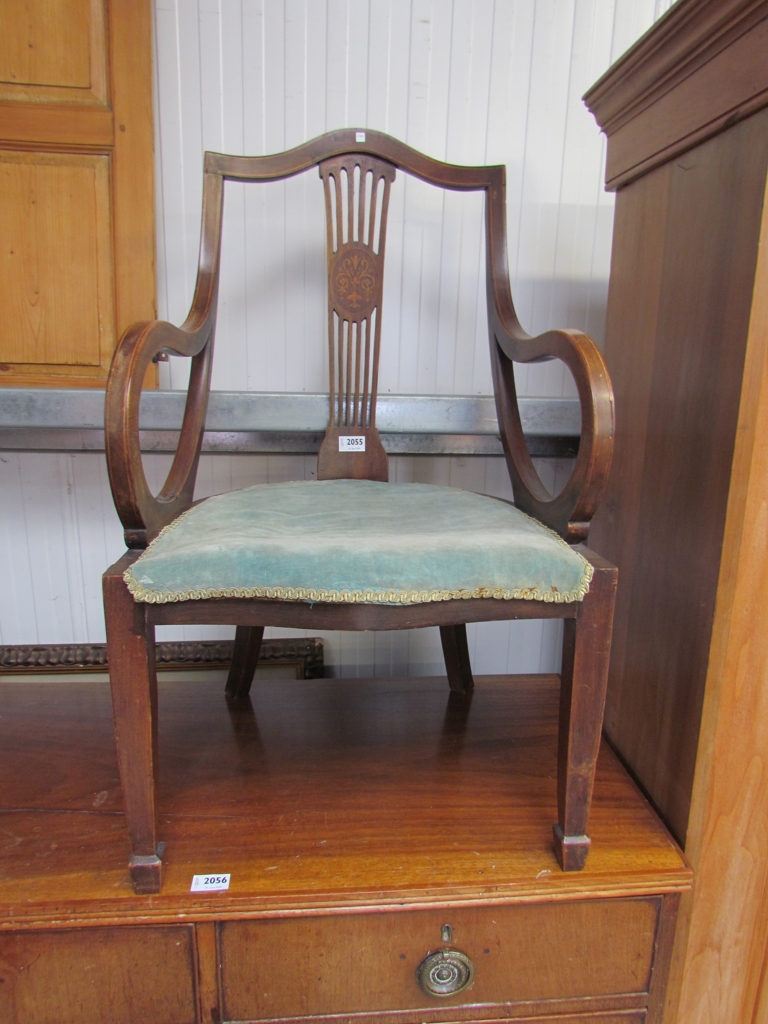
[103,129,616,895]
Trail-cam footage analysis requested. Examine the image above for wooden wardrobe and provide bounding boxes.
[584,1,768,1020]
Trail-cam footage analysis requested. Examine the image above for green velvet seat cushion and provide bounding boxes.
[124,479,592,606]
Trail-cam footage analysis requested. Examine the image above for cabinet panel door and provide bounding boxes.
[0,0,103,100]
[0,0,155,388]
[0,152,114,367]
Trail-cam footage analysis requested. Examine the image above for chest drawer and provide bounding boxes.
[219,897,660,1020]
[0,925,197,1024]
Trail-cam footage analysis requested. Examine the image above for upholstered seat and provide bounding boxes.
[124,480,593,606]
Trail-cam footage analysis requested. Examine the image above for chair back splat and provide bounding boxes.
[317,155,396,481]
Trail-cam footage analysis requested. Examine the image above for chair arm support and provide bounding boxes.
[105,170,224,548]
[105,317,215,547]
[483,166,614,541]
[490,317,614,542]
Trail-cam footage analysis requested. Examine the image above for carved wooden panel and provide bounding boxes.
[0,151,114,367]
[316,155,395,481]
[320,155,395,431]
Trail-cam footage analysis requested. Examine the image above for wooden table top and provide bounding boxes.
[0,674,691,928]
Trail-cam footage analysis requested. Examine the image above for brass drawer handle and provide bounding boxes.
[416,948,474,997]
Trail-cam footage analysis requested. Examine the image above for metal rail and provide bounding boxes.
[0,390,580,457]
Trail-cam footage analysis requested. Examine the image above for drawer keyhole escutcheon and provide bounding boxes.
[416,949,474,997]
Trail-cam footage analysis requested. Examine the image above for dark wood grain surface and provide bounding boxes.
[590,108,768,845]
[0,675,689,927]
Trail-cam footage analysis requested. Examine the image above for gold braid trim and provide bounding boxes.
[123,563,593,606]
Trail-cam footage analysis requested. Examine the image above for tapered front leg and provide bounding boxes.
[439,624,474,695]
[103,558,163,894]
[225,626,265,700]
[553,557,617,871]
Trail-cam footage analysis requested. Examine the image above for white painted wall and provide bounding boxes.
[155,0,673,397]
[0,0,675,676]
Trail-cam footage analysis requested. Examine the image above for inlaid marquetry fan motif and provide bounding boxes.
[317,155,396,481]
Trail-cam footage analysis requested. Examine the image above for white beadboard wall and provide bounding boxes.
[0,0,675,677]
[155,0,673,397]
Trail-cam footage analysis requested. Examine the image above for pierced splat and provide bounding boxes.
[317,155,396,481]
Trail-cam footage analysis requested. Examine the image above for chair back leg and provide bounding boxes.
[103,569,164,894]
[440,624,475,695]
[225,626,265,700]
[553,560,618,870]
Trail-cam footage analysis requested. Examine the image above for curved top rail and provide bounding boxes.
[205,128,503,192]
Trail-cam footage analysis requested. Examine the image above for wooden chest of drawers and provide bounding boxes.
[217,898,667,1020]
[0,675,690,1023]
